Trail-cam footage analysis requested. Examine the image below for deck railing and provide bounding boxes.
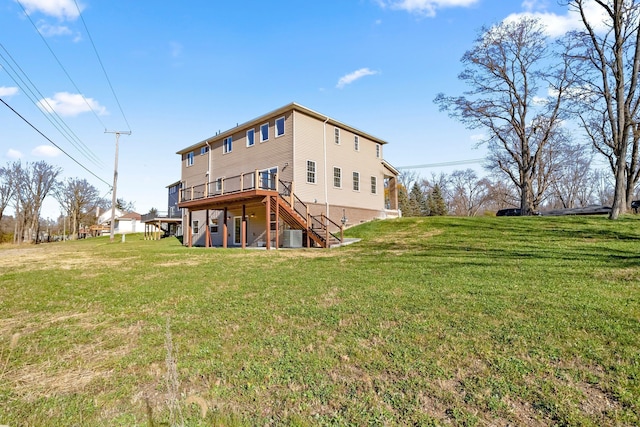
[141,210,182,223]
[180,171,280,202]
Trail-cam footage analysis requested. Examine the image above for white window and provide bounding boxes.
[246,129,255,147]
[210,218,218,233]
[260,123,269,142]
[334,127,340,145]
[353,171,360,191]
[333,167,342,188]
[186,151,194,167]
[200,146,209,155]
[354,136,359,151]
[192,220,199,234]
[376,143,381,158]
[275,117,285,137]
[306,160,316,184]
[371,176,377,194]
[223,136,232,154]
[215,178,223,192]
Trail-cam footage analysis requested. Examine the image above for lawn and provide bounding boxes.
[0,216,638,426]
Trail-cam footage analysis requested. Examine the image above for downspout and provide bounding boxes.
[206,140,212,182]
[323,117,329,218]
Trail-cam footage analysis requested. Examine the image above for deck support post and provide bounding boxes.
[274,196,279,249]
[188,210,193,248]
[242,205,247,249]
[265,196,271,250]
[205,210,210,248]
[223,207,228,248]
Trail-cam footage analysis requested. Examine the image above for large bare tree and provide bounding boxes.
[0,162,18,224]
[16,161,61,243]
[565,0,640,218]
[435,17,574,215]
[448,169,490,216]
[55,178,102,240]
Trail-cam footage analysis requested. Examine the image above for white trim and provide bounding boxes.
[246,129,255,147]
[352,171,360,192]
[233,216,248,245]
[306,159,317,184]
[260,122,269,142]
[223,136,233,154]
[333,166,342,189]
[275,116,285,138]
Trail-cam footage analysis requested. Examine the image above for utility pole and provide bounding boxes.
[106,130,131,242]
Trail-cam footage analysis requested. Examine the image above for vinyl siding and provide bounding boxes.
[181,112,295,190]
[292,110,386,211]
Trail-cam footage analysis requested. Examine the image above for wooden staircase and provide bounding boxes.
[268,181,344,248]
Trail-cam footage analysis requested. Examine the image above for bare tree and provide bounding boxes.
[55,178,102,240]
[546,142,595,208]
[17,161,61,243]
[565,0,640,218]
[435,17,574,215]
[449,169,490,216]
[0,162,18,224]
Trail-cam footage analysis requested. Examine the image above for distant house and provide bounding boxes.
[141,181,183,239]
[177,102,400,248]
[97,208,150,235]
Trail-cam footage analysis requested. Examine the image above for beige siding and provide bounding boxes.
[293,110,386,212]
[292,111,326,203]
[181,112,295,190]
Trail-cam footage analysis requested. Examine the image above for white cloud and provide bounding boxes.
[19,0,83,20]
[37,92,107,117]
[506,0,610,38]
[0,86,19,97]
[6,149,23,159]
[37,21,72,37]
[377,0,479,17]
[336,68,379,89]
[32,145,61,158]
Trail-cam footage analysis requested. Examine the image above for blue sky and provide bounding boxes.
[0,0,591,218]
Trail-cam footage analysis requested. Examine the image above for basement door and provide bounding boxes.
[233,216,248,245]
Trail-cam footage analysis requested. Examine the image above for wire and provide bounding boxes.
[397,158,485,170]
[0,97,112,188]
[0,43,103,167]
[73,0,132,133]
[14,0,109,133]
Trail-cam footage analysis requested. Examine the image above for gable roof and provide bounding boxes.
[177,102,389,155]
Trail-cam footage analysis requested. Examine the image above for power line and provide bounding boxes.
[397,158,485,170]
[14,0,109,133]
[73,0,132,133]
[0,43,103,167]
[0,97,112,188]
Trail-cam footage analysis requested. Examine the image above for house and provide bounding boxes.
[97,208,150,235]
[141,181,184,240]
[177,103,400,248]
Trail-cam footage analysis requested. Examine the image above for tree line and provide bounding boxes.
[397,164,614,217]
[0,160,136,243]
[434,1,640,219]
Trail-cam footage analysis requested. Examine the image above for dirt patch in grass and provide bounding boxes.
[0,244,134,272]
[3,312,143,402]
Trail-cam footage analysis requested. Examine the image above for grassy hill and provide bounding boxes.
[1,216,638,426]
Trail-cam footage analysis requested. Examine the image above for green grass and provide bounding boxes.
[1,216,639,426]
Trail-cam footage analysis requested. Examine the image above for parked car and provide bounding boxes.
[496,208,521,216]
[632,200,640,213]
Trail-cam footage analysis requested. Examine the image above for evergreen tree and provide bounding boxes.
[409,182,428,216]
[397,184,411,217]
[427,184,447,216]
